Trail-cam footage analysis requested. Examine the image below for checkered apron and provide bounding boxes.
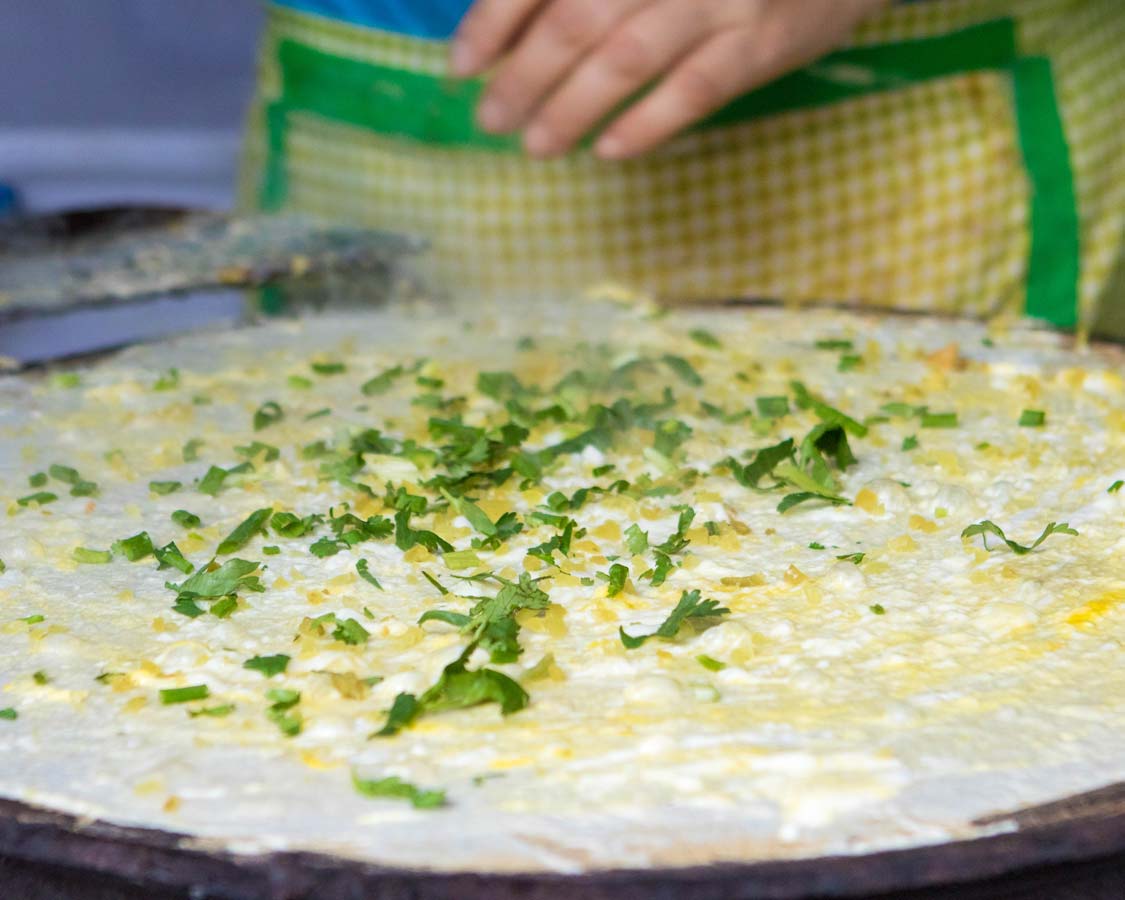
[240,0,1125,336]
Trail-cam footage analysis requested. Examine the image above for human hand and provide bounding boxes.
[451,0,887,159]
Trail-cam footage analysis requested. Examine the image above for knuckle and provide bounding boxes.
[602,26,657,79]
[671,63,727,111]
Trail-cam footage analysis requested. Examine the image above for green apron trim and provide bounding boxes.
[259,15,1080,328]
[1011,57,1080,329]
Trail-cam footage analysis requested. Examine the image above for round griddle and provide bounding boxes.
[3,782,1125,899]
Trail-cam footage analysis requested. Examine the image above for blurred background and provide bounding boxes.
[0,0,264,214]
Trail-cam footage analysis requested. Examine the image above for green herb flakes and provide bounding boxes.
[920,411,959,429]
[73,547,113,564]
[688,328,722,349]
[171,509,202,529]
[620,590,730,649]
[961,520,1078,555]
[149,480,182,495]
[189,704,235,718]
[1019,409,1046,427]
[351,772,446,809]
[870,604,886,615]
[253,400,284,431]
[216,508,273,555]
[696,654,727,672]
[356,558,383,590]
[243,655,290,678]
[112,531,154,562]
[756,396,790,419]
[18,492,57,507]
[160,685,210,705]
[333,618,371,645]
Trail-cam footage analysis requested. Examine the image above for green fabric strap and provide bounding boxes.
[260,17,1080,328]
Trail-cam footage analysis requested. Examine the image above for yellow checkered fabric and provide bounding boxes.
[240,1,1125,333]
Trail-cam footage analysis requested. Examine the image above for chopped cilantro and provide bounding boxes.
[304,408,332,421]
[20,614,44,624]
[756,396,790,419]
[333,618,371,645]
[271,511,322,538]
[902,435,919,452]
[182,439,204,462]
[790,382,868,437]
[216,508,273,555]
[394,509,454,555]
[653,419,693,458]
[32,670,49,685]
[0,708,16,720]
[444,549,483,570]
[311,361,346,375]
[441,488,499,537]
[815,339,854,351]
[18,492,57,507]
[159,684,210,705]
[361,365,406,396]
[606,563,628,597]
[355,558,383,590]
[352,772,446,809]
[624,523,649,555]
[171,509,202,529]
[662,354,703,387]
[50,372,81,389]
[374,659,528,738]
[870,604,886,615]
[689,328,722,349]
[287,374,313,390]
[70,480,98,497]
[422,571,449,595]
[262,545,280,556]
[73,547,113,564]
[1019,409,1046,427]
[809,542,826,550]
[620,590,730,649]
[28,473,47,488]
[234,441,280,462]
[961,520,1077,555]
[253,400,284,431]
[172,597,205,618]
[266,689,302,736]
[149,480,182,495]
[837,552,865,565]
[696,654,726,672]
[152,368,180,391]
[1110,481,1124,495]
[838,354,863,372]
[112,532,154,562]
[243,654,290,678]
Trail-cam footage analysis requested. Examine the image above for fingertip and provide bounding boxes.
[594,133,630,160]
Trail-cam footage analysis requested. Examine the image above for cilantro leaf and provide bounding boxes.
[149,480,182,495]
[606,563,628,597]
[440,488,498,537]
[356,558,383,590]
[394,509,454,555]
[790,382,868,437]
[418,610,472,628]
[1110,481,1124,495]
[624,523,649,555]
[243,654,290,678]
[271,511,323,538]
[333,618,371,645]
[662,354,703,387]
[351,772,446,809]
[620,590,730,649]
[756,396,790,419]
[961,520,1078,555]
[724,439,796,490]
[361,365,406,396]
[234,441,280,462]
[688,328,722,349]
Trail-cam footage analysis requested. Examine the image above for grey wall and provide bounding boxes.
[0,1,265,210]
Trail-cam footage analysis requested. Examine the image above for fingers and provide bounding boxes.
[521,0,724,158]
[451,0,547,77]
[595,0,865,159]
[475,0,651,135]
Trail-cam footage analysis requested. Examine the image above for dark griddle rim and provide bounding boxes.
[3,782,1125,900]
